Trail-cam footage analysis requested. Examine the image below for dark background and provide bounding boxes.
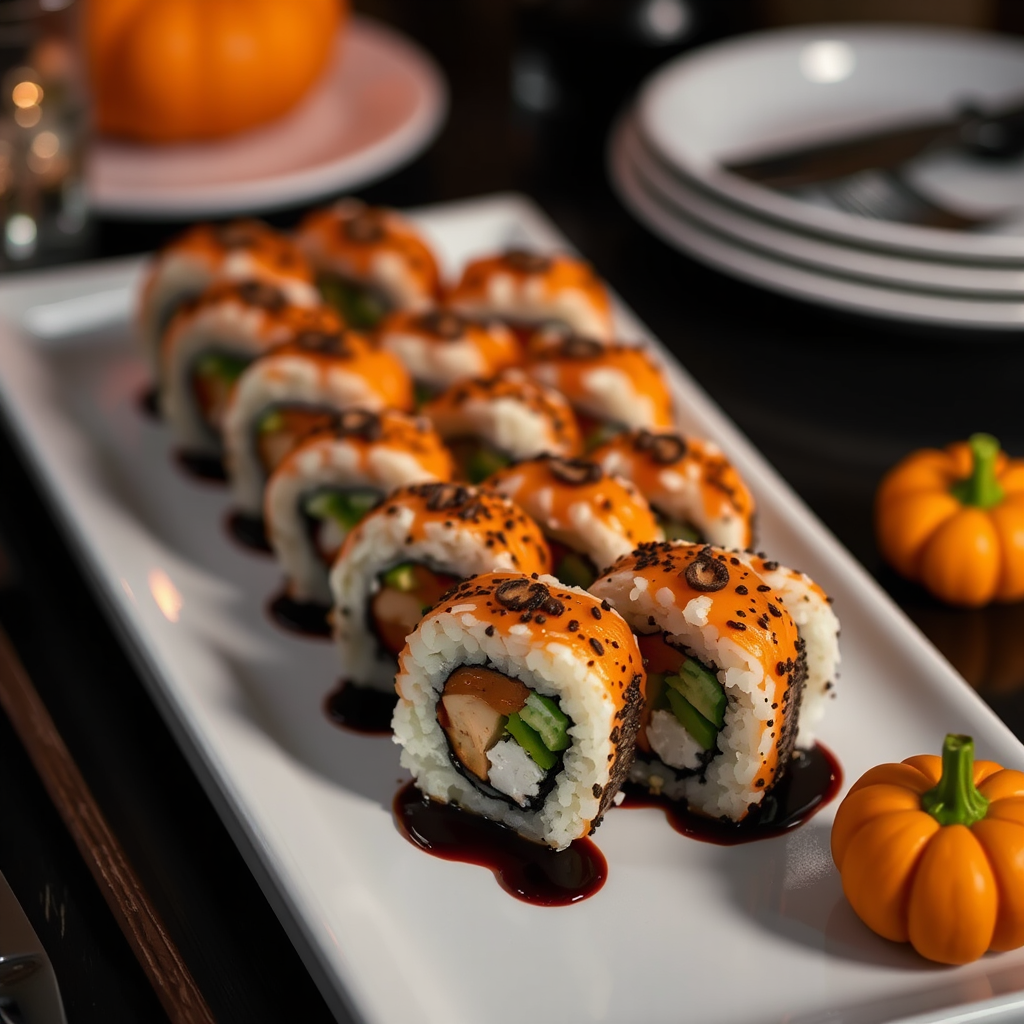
[3,1,1024,1020]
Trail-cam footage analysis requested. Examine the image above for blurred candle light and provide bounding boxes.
[5,213,37,259]
[14,103,40,127]
[11,77,41,108]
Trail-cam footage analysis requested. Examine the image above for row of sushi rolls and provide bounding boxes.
[138,199,840,855]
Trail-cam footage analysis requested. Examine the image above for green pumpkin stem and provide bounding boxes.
[950,433,1004,510]
[920,734,989,827]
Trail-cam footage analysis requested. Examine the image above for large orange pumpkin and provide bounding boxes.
[86,0,344,143]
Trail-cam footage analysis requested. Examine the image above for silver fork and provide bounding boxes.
[795,167,993,230]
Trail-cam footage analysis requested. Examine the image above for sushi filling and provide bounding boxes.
[317,272,391,330]
[446,436,512,484]
[548,539,599,590]
[437,665,570,809]
[254,405,337,476]
[637,633,726,776]
[575,411,624,453]
[191,349,251,437]
[656,511,702,544]
[370,562,459,657]
[301,487,381,565]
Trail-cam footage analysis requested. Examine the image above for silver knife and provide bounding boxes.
[725,98,1024,189]
[0,869,67,1024]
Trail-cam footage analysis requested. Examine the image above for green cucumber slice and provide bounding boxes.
[519,692,570,752]
[505,712,558,770]
[584,423,619,452]
[304,489,379,529]
[665,661,726,728]
[660,517,701,543]
[381,562,417,592]
[665,687,718,751]
[555,550,595,589]
[466,446,510,484]
[195,351,249,384]
[318,274,389,330]
[646,671,669,711]
[257,409,285,435]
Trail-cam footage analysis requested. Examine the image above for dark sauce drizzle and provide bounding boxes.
[175,451,228,483]
[138,385,161,420]
[393,782,607,906]
[324,680,396,736]
[267,592,332,638]
[226,512,272,554]
[621,743,842,845]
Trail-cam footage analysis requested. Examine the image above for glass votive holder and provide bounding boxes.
[0,0,90,269]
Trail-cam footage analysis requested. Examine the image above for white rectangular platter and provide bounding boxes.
[2,194,1023,1024]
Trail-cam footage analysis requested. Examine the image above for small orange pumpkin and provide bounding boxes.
[86,0,344,143]
[831,734,1024,964]
[875,433,1024,607]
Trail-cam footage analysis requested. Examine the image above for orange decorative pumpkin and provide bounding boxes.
[875,433,1024,607]
[831,734,1024,964]
[86,0,344,143]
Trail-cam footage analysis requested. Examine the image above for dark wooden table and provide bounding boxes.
[2,2,1024,1020]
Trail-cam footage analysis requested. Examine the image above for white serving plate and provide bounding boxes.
[611,115,1024,331]
[87,17,447,218]
[637,24,1024,265]
[629,122,1024,298]
[1,194,1023,1024]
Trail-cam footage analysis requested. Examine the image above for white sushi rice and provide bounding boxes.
[138,252,315,375]
[450,271,611,340]
[378,330,489,391]
[223,354,391,515]
[491,466,645,574]
[591,570,786,821]
[426,378,569,461]
[530,362,663,430]
[330,507,531,690]
[737,556,840,748]
[597,440,748,550]
[298,200,434,311]
[161,300,290,454]
[392,577,623,850]
[266,439,443,604]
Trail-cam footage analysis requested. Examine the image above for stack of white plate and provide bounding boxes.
[609,24,1024,330]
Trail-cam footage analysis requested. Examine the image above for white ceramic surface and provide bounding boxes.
[631,124,1024,298]
[2,195,1024,1024]
[87,17,447,218]
[637,24,1024,264]
[612,116,1024,330]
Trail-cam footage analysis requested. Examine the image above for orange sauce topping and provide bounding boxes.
[296,203,441,298]
[594,431,755,549]
[526,339,675,430]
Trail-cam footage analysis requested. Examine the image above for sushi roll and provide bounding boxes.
[159,279,322,457]
[525,332,675,448]
[590,542,808,822]
[375,309,521,405]
[138,219,317,377]
[447,249,614,342]
[296,199,442,329]
[593,429,756,550]
[223,317,413,516]
[734,552,839,748]
[329,482,550,691]
[489,454,662,589]
[393,570,646,849]
[422,369,581,483]
[265,409,454,606]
